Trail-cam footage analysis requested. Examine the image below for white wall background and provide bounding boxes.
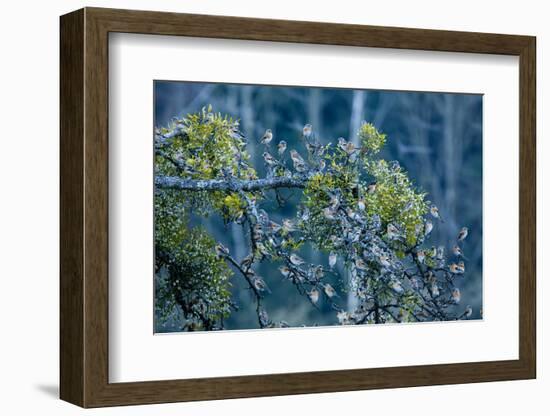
[0,0,545,414]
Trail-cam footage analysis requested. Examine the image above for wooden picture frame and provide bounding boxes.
[60,7,536,408]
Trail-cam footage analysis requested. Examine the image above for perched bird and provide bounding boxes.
[240,254,254,269]
[230,145,243,159]
[402,201,414,213]
[290,150,307,172]
[436,246,445,260]
[294,161,307,173]
[387,223,400,240]
[289,253,305,266]
[451,287,461,304]
[457,227,469,242]
[355,258,368,270]
[430,205,443,221]
[323,283,337,298]
[310,265,323,280]
[323,207,337,220]
[278,265,291,278]
[292,271,305,283]
[416,250,426,264]
[306,142,321,155]
[337,310,351,324]
[255,242,269,257]
[464,305,473,318]
[330,235,344,247]
[346,208,361,222]
[229,125,245,140]
[337,137,347,147]
[263,152,277,166]
[369,244,381,256]
[328,252,337,269]
[253,276,270,293]
[344,142,356,155]
[299,208,311,222]
[316,144,327,157]
[257,209,269,224]
[260,129,273,145]
[302,124,313,139]
[252,223,264,241]
[356,287,368,300]
[259,309,269,327]
[277,140,287,155]
[424,220,433,236]
[457,261,465,273]
[308,288,320,304]
[389,279,404,294]
[267,236,279,249]
[449,263,464,274]
[452,245,467,259]
[430,283,440,297]
[282,219,297,233]
[357,197,366,211]
[379,255,391,268]
[215,243,229,257]
[337,137,356,155]
[367,182,377,194]
[345,228,361,243]
[329,193,341,210]
[267,221,282,233]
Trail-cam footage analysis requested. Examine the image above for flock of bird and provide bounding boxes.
[214,123,474,320]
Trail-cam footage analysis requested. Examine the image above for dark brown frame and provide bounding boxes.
[60,7,536,408]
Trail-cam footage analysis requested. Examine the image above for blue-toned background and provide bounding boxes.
[154,81,483,331]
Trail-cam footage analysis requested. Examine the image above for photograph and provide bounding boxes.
[153,81,483,332]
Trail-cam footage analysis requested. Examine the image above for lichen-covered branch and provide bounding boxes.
[155,175,308,192]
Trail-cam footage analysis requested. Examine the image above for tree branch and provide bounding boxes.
[155,175,308,192]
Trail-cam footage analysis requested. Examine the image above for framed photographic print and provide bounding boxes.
[60,7,536,408]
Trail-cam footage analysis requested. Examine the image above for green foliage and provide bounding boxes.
[154,189,233,330]
[358,121,387,153]
[157,105,254,178]
[363,159,428,245]
[300,123,427,248]
[156,106,259,221]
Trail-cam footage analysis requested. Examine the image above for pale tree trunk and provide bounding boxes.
[240,86,256,159]
[347,90,366,311]
[307,88,323,136]
[442,94,462,234]
[349,90,366,144]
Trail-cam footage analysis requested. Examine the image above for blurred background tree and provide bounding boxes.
[154,82,483,332]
